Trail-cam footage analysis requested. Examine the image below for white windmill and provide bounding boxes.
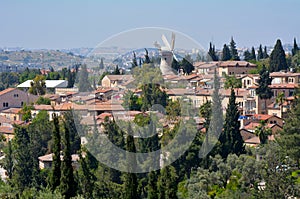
[154,33,178,75]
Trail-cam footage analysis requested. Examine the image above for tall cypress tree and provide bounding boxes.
[49,113,61,191]
[257,44,264,60]
[12,125,33,192]
[251,46,256,60]
[208,42,218,61]
[292,38,299,56]
[263,46,269,59]
[229,37,240,61]
[3,140,13,179]
[78,64,92,92]
[221,44,231,61]
[158,165,178,199]
[256,65,273,114]
[132,51,138,68]
[243,50,251,61]
[220,89,244,158]
[59,121,76,199]
[124,124,138,199]
[144,48,151,64]
[269,39,288,72]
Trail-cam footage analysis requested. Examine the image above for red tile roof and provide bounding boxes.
[0,88,16,96]
[0,126,14,134]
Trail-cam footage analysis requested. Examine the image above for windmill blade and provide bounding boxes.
[154,41,161,49]
[161,34,171,51]
[173,53,178,62]
[171,33,175,50]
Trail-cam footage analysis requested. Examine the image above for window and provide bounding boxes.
[3,102,8,107]
[247,80,251,85]
[13,94,19,98]
[21,102,24,106]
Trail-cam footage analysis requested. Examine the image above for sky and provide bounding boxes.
[0,0,300,50]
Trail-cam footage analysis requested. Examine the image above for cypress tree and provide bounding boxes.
[158,165,178,199]
[256,65,273,114]
[208,42,219,61]
[3,140,13,179]
[78,64,92,92]
[147,171,158,199]
[124,124,138,199]
[269,39,288,72]
[144,48,151,64]
[114,65,121,75]
[12,125,33,192]
[221,44,231,61]
[251,46,256,60]
[49,113,61,191]
[257,44,264,60]
[243,50,251,61]
[263,46,269,59]
[220,89,244,158]
[99,58,104,69]
[59,121,76,199]
[292,38,299,56]
[229,37,240,61]
[132,51,138,68]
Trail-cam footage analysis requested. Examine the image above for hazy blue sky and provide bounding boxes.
[1,0,299,49]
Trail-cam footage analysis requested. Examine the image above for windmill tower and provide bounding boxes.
[154,33,178,75]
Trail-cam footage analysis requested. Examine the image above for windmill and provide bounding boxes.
[154,33,178,75]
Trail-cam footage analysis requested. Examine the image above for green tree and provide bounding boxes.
[269,39,288,72]
[263,46,269,59]
[99,58,105,69]
[113,65,121,75]
[292,38,299,56]
[171,57,180,71]
[276,91,285,118]
[224,74,242,89]
[29,75,46,95]
[36,96,51,105]
[221,44,231,61]
[158,165,178,199]
[122,90,141,111]
[59,120,76,199]
[12,125,33,192]
[255,120,272,144]
[166,99,181,120]
[147,171,158,199]
[67,68,75,88]
[243,50,251,61]
[220,89,244,158]
[124,124,138,199]
[181,56,195,74]
[20,103,34,122]
[257,44,264,60]
[229,37,240,61]
[49,113,61,191]
[78,64,92,92]
[199,101,212,132]
[208,42,218,61]
[251,46,256,60]
[62,111,81,154]
[144,48,151,64]
[3,141,13,179]
[256,65,273,114]
[132,51,138,68]
[141,84,168,112]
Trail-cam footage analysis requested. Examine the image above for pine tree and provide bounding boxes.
[59,121,76,199]
[220,89,244,158]
[251,46,256,60]
[257,44,264,60]
[49,113,61,191]
[208,42,218,61]
[263,46,269,59]
[78,64,92,92]
[63,111,81,154]
[124,124,138,199]
[269,39,288,72]
[292,38,299,56]
[256,65,273,114]
[229,37,240,61]
[221,44,231,61]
